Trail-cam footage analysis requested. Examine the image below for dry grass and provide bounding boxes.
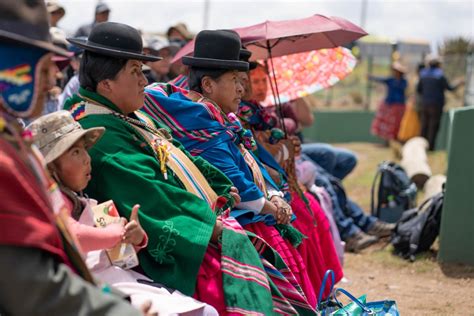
[331,143,474,315]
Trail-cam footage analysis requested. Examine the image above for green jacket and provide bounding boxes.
[64,88,234,296]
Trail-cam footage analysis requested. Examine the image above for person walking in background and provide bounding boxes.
[370,62,408,143]
[417,56,464,150]
[74,1,111,37]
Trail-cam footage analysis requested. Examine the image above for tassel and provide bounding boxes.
[155,140,169,180]
[275,224,307,248]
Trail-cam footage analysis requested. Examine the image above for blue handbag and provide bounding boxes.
[331,288,400,316]
[318,270,343,315]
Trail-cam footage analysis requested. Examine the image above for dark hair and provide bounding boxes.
[79,51,128,92]
[188,67,229,93]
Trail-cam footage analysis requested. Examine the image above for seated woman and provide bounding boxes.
[248,62,394,253]
[29,110,218,316]
[64,22,315,315]
[238,68,344,298]
[142,30,324,306]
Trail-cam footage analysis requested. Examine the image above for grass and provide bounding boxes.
[339,141,447,271]
[330,143,474,314]
[339,142,447,212]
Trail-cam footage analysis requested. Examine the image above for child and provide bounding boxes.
[28,111,217,316]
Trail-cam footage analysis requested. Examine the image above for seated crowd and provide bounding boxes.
[0,1,394,315]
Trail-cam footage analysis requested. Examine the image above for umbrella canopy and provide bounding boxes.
[260,47,357,106]
[172,14,367,63]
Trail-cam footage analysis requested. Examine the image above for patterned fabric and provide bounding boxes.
[249,231,317,315]
[237,99,345,300]
[238,100,277,131]
[143,83,256,155]
[64,89,311,314]
[142,83,316,312]
[64,88,228,296]
[168,74,189,90]
[371,102,406,141]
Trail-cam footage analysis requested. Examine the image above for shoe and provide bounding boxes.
[345,231,378,253]
[367,220,396,238]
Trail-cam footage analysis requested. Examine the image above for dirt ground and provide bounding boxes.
[331,143,474,315]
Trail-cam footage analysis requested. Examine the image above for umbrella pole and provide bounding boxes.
[265,41,288,136]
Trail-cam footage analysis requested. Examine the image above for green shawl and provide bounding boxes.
[64,88,233,295]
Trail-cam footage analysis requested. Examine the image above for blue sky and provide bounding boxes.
[58,0,473,50]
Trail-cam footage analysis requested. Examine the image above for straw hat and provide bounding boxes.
[166,23,194,41]
[28,111,105,164]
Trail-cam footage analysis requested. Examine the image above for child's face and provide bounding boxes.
[53,138,92,192]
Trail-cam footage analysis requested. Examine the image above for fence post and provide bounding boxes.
[438,106,474,265]
[365,55,373,110]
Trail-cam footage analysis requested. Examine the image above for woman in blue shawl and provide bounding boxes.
[142,30,317,308]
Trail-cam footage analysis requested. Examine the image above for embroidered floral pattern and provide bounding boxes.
[149,221,180,264]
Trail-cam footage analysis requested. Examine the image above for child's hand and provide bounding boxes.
[123,204,146,246]
[107,219,127,245]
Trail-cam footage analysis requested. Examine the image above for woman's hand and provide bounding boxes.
[229,186,241,205]
[270,196,293,225]
[123,204,146,246]
[210,218,223,243]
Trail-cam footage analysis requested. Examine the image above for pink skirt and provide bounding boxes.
[194,246,228,315]
[244,222,317,307]
[371,102,406,140]
[290,192,344,299]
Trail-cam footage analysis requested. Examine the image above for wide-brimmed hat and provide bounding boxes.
[240,46,257,70]
[28,110,105,164]
[167,23,194,41]
[425,54,442,67]
[46,0,65,16]
[144,35,179,57]
[0,0,69,56]
[182,30,249,71]
[67,22,160,62]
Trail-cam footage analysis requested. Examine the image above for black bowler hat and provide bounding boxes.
[182,30,249,71]
[0,0,69,56]
[240,45,257,70]
[68,22,160,62]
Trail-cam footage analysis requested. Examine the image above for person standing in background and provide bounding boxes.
[369,62,408,143]
[417,56,464,150]
[75,1,111,37]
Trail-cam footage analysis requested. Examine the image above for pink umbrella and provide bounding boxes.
[172,14,366,134]
[260,47,357,106]
[172,14,367,63]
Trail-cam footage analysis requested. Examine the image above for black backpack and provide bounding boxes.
[371,161,417,223]
[391,190,444,261]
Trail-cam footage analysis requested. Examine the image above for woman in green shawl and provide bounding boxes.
[64,22,316,315]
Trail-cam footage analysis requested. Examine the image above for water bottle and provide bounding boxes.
[388,195,397,208]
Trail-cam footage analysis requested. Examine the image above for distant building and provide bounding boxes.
[356,35,431,68]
